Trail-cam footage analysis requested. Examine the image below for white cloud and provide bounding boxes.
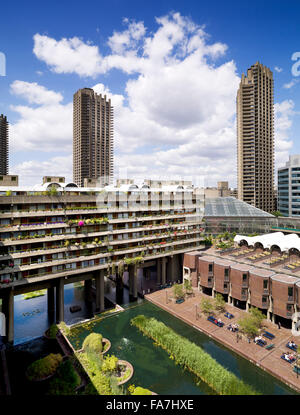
[10,81,72,152]
[274,99,294,169]
[12,155,72,186]
[10,80,63,105]
[283,79,299,89]
[10,12,296,189]
[274,66,283,73]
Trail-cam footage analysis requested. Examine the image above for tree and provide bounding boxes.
[238,316,259,338]
[183,279,192,293]
[271,210,284,217]
[214,294,226,312]
[249,307,265,328]
[200,298,214,315]
[173,283,185,300]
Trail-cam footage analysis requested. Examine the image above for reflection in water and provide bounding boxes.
[13,278,134,345]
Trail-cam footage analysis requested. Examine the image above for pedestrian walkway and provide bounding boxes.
[145,288,300,394]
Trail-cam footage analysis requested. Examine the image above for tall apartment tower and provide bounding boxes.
[73,88,114,187]
[0,114,8,175]
[237,62,274,213]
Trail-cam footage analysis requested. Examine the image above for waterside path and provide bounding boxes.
[145,288,300,394]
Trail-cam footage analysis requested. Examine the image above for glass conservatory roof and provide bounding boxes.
[204,197,274,218]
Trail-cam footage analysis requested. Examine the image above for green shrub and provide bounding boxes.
[101,355,118,374]
[131,386,152,395]
[47,324,59,339]
[27,353,63,381]
[131,315,259,395]
[83,333,104,353]
[47,359,81,395]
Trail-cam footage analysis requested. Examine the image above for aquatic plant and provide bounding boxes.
[131,315,259,395]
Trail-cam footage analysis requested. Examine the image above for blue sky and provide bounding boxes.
[0,0,299,186]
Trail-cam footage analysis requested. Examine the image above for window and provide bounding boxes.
[12,176,16,181]
[262,296,267,303]
[224,268,229,277]
[223,283,228,289]
[242,273,247,281]
[288,287,293,297]
[0,176,2,181]
[263,279,268,289]
[208,264,213,272]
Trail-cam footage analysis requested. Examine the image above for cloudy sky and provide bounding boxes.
[0,0,300,187]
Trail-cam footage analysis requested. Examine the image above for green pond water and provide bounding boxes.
[66,301,298,395]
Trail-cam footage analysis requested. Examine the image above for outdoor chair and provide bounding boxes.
[293,365,300,374]
[286,343,297,352]
[281,355,296,364]
[265,343,275,350]
[263,331,275,340]
[207,316,224,327]
[256,339,267,347]
[224,312,234,319]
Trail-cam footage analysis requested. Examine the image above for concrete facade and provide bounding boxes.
[237,62,274,213]
[73,88,114,187]
[0,114,8,175]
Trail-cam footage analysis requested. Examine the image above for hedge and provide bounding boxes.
[131,315,259,395]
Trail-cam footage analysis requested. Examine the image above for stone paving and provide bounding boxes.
[145,288,300,394]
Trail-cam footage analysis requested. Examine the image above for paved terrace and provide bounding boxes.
[205,247,300,279]
[145,288,300,394]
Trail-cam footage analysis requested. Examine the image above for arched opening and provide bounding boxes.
[289,247,300,262]
[270,245,281,255]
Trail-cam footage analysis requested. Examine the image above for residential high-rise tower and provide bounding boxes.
[0,114,8,175]
[237,62,274,213]
[73,88,114,187]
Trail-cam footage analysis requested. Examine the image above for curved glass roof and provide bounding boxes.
[204,197,274,217]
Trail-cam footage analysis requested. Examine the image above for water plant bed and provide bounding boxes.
[60,301,296,395]
[131,315,259,395]
[115,360,134,385]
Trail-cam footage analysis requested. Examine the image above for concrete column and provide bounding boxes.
[95,270,105,312]
[56,278,64,323]
[84,279,93,302]
[133,266,138,298]
[3,289,14,344]
[157,258,162,284]
[162,257,167,285]
[47,287,55,319]
[129,265,134,296]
